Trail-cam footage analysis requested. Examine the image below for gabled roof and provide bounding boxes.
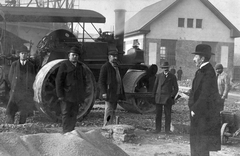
[125,0,180,36]
[200,0,240,38]
[125,0,240,38]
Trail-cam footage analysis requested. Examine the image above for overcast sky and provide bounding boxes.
[76,0,240,31]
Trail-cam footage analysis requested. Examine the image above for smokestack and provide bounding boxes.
[114,9,126,55]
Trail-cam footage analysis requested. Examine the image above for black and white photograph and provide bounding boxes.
[0,0,239,155]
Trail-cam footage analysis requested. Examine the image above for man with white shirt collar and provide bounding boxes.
[6,45,36,124]
[152,61,178,134]
[188,44,221,156]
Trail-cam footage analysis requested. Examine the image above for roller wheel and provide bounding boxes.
[119,69,156,114]
[221,123,229,145]
[33,59,96,122]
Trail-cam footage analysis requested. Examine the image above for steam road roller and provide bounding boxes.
[0,7,157,122]
[33,28,157,122]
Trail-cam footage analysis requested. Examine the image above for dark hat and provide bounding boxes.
[133,40,140,47]
[215,63,223,69]
[108,49,118,55]
[16,45,29,53]
[160,61,170,68]
[68,46,81,55]
[192,44,215,56]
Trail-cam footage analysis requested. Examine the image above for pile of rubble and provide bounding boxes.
[0,129,129,156]
[102,124,135,142]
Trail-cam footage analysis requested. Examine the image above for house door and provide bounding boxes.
[160,39,176,66]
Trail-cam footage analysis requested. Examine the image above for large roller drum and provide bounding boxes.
[119,69,156,114]
[33,59,96,122]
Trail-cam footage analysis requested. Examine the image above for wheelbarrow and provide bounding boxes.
[220,111,240,144]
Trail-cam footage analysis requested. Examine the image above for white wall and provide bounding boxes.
[147,0,234,43]
[124,34,144,53]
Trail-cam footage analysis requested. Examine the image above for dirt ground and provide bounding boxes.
[94,92,240,156]
[119,93,240,156]
[0,90,239,156]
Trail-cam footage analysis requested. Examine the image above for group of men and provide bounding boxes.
[5,45,126,133]
[7,43,231,155]
[154,44,231,156]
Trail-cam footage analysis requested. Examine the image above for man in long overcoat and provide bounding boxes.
[98,49,125,126]
[152,61,178,134]
[6,45,36,124]
[56,46,87,133]
[189,44,221,156]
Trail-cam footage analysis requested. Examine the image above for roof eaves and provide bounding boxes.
[141,0,181,30]
[200,0,240,38]
[125,30,150,38]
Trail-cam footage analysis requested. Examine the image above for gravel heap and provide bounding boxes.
[0,129,129,156]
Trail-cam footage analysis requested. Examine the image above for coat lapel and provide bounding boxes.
[16,60,21,78]
[193,64,211,93]
[160,73,166,86]
[193,70,204,92]
[66,60,77,72]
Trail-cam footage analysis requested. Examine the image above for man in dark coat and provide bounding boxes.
[177,67,183,81]
[152,61,178,134]
[188,44,221,156]
[6,45,36,124]
[56,46,87,133]
[98,49,125,126]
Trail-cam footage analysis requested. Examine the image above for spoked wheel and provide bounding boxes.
[33,59,96,122]
[119,69,155,114]
[221,123,230,145]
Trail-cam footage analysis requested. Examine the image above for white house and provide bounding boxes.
[124,0,240,80]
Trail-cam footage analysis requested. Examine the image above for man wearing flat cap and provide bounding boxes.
[152,61,178,134]
[215,63,230,111]
[6,45,36,124]
[56,46,87,133]
[188,44,221,156]
[98,49,125,126]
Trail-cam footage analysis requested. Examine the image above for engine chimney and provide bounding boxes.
[114,9,126,55]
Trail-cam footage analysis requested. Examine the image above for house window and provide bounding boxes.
[196,19,202,28]
[187,18,194,28]
[178,18,184,27]
[160,47,166,59]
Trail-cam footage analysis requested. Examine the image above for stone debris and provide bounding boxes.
[0,129,129,156]
[0,123,48,134]
[102,124,135,142]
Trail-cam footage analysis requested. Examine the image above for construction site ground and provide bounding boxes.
[0,86,240,156]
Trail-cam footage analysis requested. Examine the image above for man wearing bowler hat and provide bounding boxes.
[6,45,36,124]
[152,61,178,134]
[99,48,125,126]
[188,44,221,156]
[56,46,87,133]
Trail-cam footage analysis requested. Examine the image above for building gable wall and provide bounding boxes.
[147,0,234,43]
[124,0,235,79]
